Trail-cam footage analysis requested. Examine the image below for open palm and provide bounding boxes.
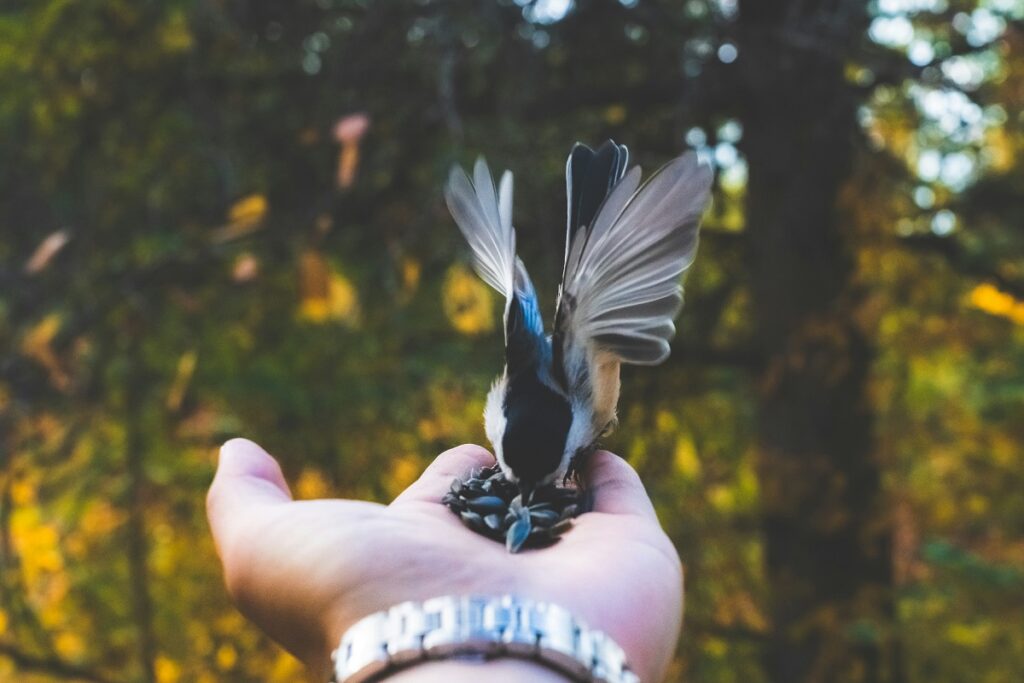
[207,439,683,682]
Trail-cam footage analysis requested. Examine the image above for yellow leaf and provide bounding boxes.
[299,298,330,323]
[327,272,361,324]
[673,437,701,480]
[159,11,193,52]
[298,252,360,325]
[80,501,126,535]
[216,644,238,671]
[946,622,992,647]
[969,283,1024,324]
[385,455,421,497]
[402,257,421,293]
[11,477,36,506]
[21,313,70,389]
[702,636,728,658]
[443,264,494,335]
[166,350,198,411]
[55,632,86,659]
[707,484,735,513]
[229,194,268,226]
[269,651,305,682]
[604,104,627,125]
[295,469,332,500]
[655,410,677,433]
[212,194,269,242]
[155,655,182,683]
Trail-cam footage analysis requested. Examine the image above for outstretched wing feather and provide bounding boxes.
[560,151,712,366]
[444,158,516,295]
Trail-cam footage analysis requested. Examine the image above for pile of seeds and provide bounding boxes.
[442,465,586,553]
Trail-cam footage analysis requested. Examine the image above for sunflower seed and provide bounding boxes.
[484,514,502,531]
[460,510,488,533]
[467,496,505,514]
[509,494,525,516]
[549,519,572,536]
[529,509,559,526]
[506,516,532,553]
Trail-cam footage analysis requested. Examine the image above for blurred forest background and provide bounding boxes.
[1,0,1023,682]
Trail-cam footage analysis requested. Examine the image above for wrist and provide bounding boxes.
[381,658,571,683]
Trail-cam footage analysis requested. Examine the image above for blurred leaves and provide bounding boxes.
[0,1,1022,682]
[443,263,495,335]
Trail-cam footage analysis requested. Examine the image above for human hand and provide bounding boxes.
[206,439,683,682]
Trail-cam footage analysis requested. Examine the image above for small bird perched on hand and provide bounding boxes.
[443,140,712,549]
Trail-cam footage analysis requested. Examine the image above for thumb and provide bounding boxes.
[206,438,293,555]
[585,450,658,521]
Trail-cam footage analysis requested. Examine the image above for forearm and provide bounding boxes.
[382,659,571,683]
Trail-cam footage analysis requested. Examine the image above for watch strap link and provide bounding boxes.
[331,595,640,683]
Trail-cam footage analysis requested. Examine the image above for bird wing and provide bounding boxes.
[445,158,545,372]
[561,141,630,286]
[555,149,713,369]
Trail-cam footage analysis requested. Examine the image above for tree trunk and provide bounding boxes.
[736,2,899,681]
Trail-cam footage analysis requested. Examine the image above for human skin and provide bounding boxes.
[206,438,684,682]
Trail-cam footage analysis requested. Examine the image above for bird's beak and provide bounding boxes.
[517,479,535,504]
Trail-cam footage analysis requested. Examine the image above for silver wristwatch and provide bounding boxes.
[331,595,641,683]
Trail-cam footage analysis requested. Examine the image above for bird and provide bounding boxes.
[445,140,713,495]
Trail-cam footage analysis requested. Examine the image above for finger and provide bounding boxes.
[585,450,658,521]
[392,443,496,504]
[207,438,293,553]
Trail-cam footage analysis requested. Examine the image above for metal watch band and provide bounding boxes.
[330,595,641,683]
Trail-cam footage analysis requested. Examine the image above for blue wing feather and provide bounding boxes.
[505,259,549,375]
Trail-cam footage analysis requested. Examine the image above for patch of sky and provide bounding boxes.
[955,8,1007,46]
[907,40,934,66]
[982,0,1024,19]
[686,0,708,18]
[911,85,986,144]
[941,54,989,91]
[302,52,322,75]
[714,142,739,168]
[518,0,574,24]
[685,127,708,149]
[875,0,948,14]
[720,158,748,192]
[625,23,648,42]
[917,149,942,182]
[687,37,714,59]
[931,209,956,235]
[914,186,936,209]
[718,120,743,143]
[869,16,915,47]
[983,105,1008,126]
[940,152,975,190]
[304,32,330,53]
[713,0,738,19]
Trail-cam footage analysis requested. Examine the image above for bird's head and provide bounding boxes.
[488,369,573,494]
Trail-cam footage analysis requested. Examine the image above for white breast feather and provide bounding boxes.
[483,374,510,477]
